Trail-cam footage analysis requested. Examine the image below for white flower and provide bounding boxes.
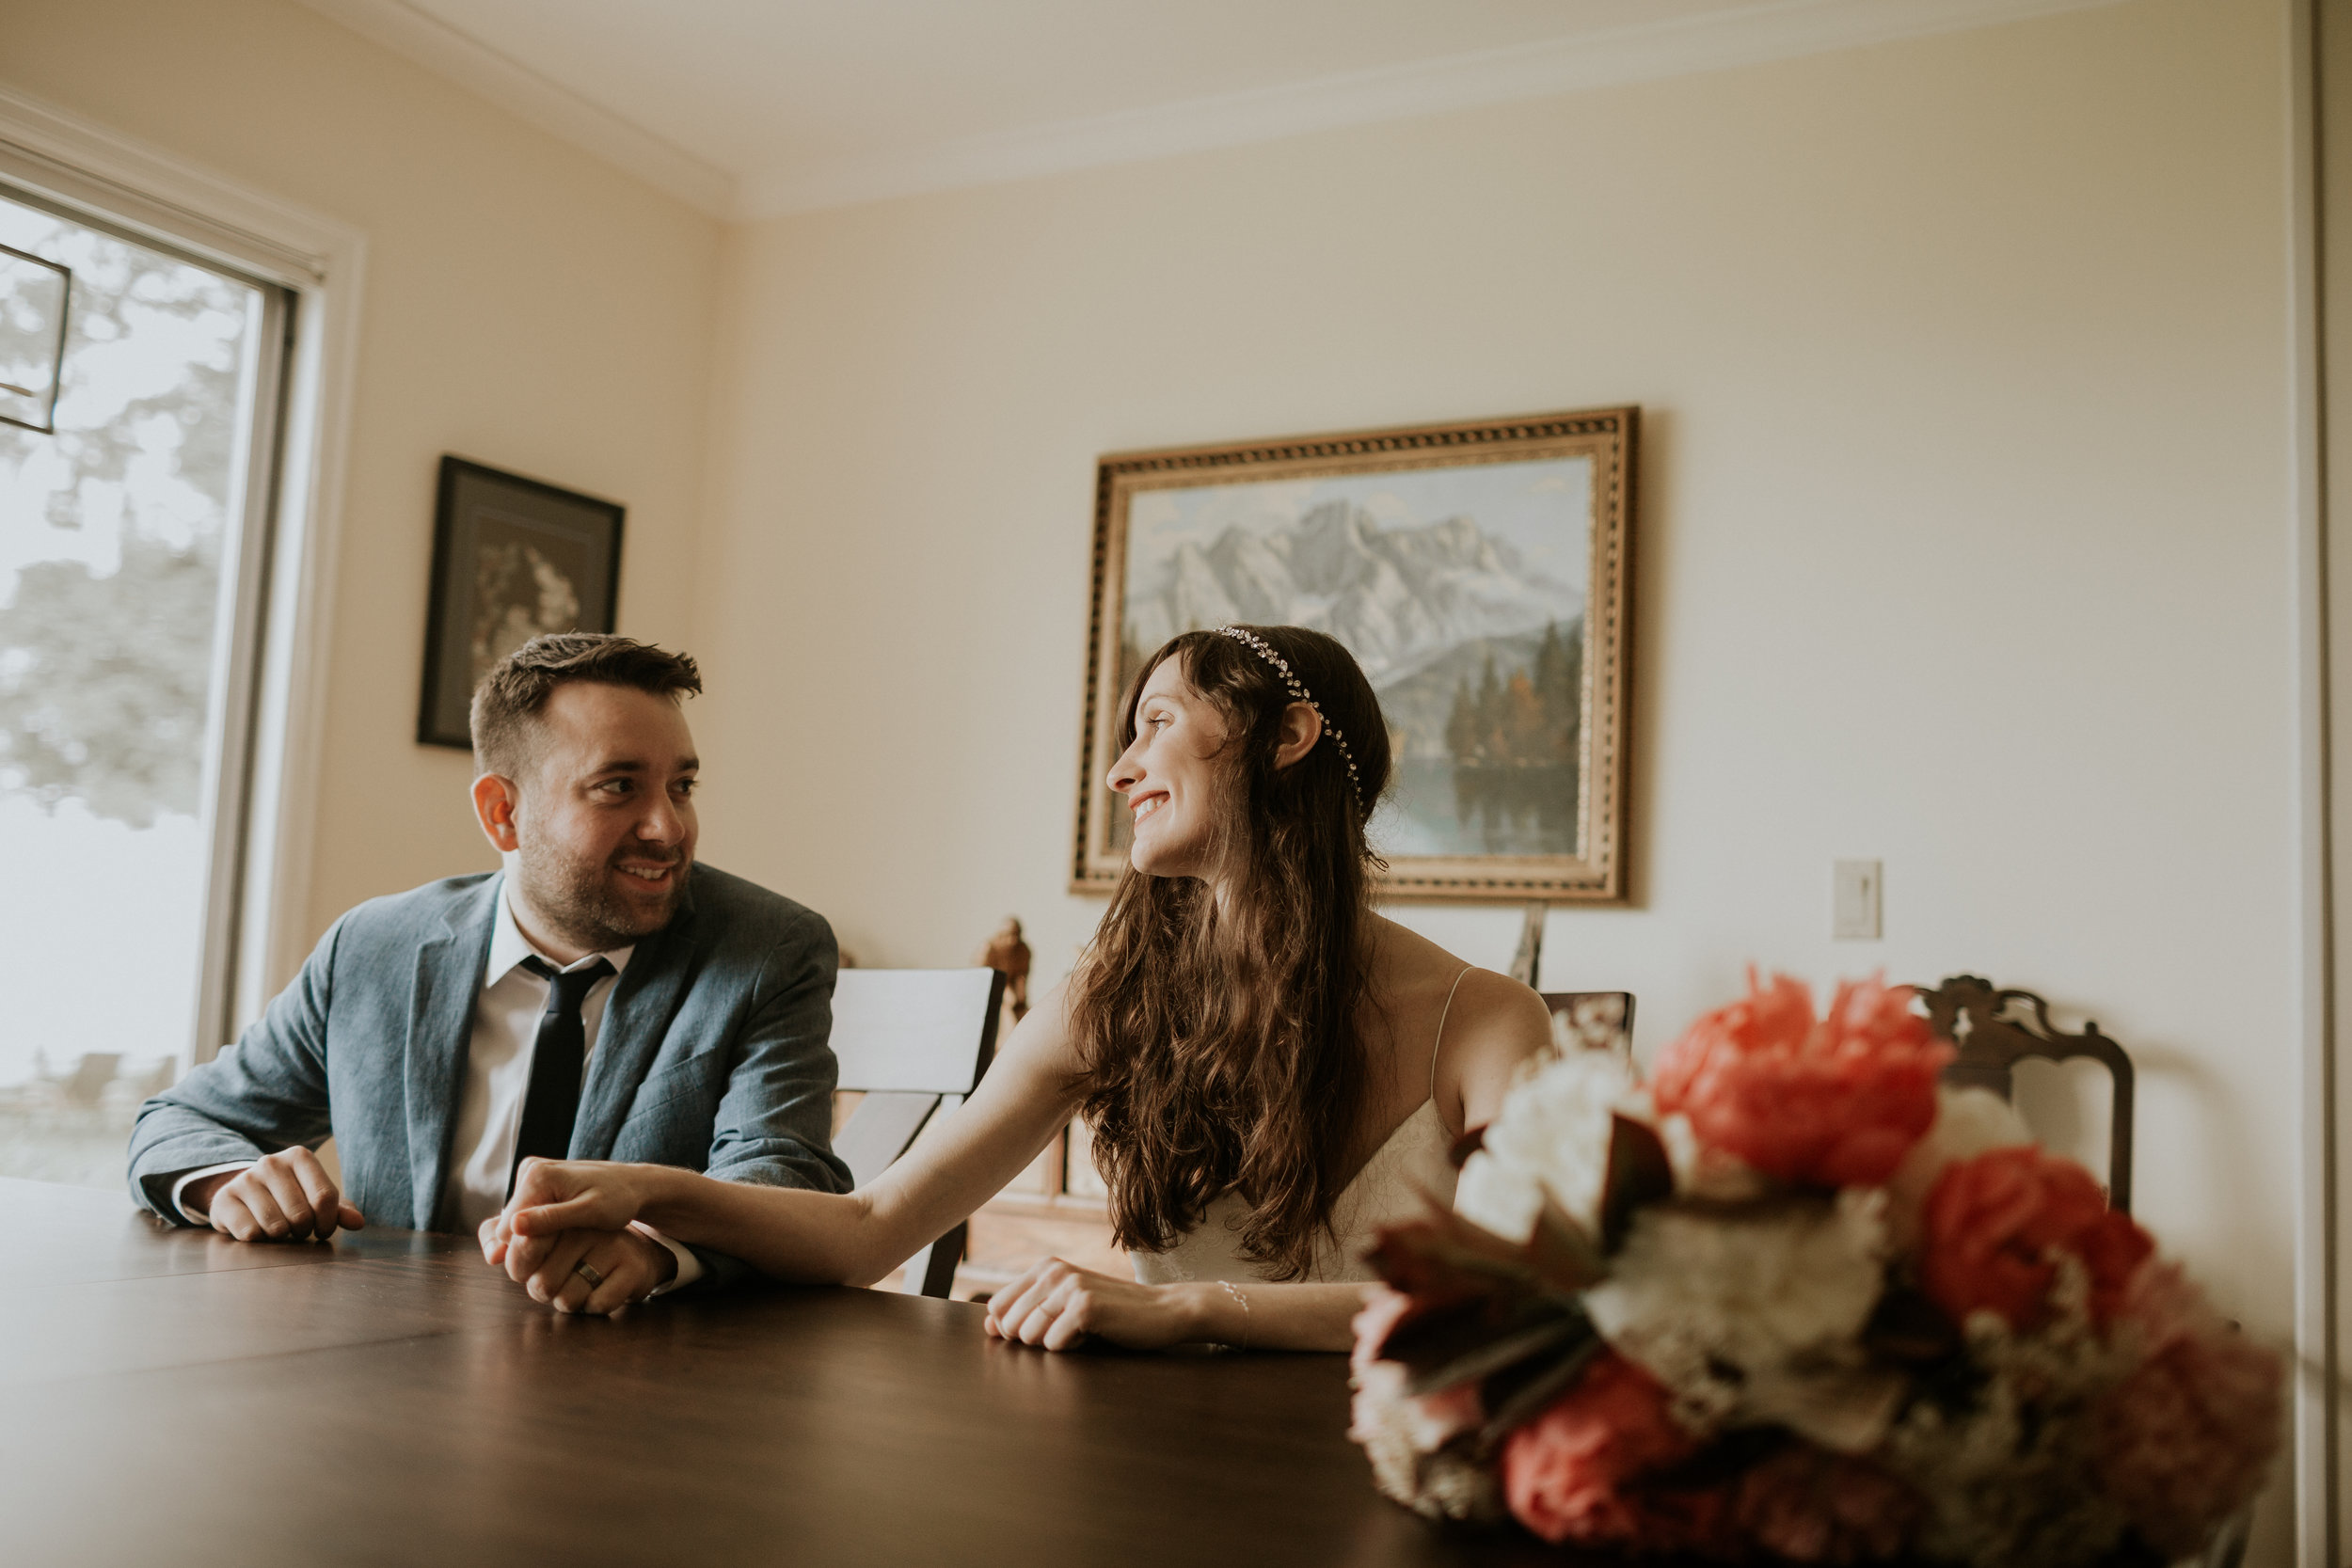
[1658,1110,1771,1202]
[1585,1188,1897,1450]
[1347,1359,1503,1523]
[1452,1048,1638,1242]
[1884,1085,2033,1254]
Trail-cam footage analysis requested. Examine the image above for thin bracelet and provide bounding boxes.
[1218,1280,1252,1350]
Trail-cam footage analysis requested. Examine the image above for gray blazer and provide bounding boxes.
[128,863,850,1285]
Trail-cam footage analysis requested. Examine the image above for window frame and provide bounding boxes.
[0,87,367,1067]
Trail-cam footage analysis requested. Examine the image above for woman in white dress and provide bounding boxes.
[485,625,1550,1352]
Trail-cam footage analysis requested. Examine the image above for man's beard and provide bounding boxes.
[513,839,689,955]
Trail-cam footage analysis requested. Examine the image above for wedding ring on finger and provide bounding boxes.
[573,1259,606,1290]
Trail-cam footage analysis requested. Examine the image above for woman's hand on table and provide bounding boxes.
[477,1158,674,1314]
[498,1157,659,1244]
[982,1258,1204,1351]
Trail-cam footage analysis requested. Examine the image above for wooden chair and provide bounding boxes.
[1540,992,1635,1061]
[829,967,1009,1297]
[1913,974,2136,1215]
[1915,979,2257,1567]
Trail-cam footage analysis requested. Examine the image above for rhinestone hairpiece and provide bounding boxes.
[1216,626,1368,813]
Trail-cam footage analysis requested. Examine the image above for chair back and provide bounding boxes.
[1540,992,1635,1061]
[827,967,1008,1296]
[832,968,1005,1098]
[1914,974,2136,1214]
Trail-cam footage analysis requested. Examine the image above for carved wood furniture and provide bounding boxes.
[1913,973,2137,1214]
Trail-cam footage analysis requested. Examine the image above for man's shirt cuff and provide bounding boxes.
[169,1162,257,1226]
[632,1222,704,1296]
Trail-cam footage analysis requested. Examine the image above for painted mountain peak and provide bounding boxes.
[1124,499,1584,687]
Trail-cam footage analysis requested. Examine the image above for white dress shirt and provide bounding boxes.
[175,873,701,1293]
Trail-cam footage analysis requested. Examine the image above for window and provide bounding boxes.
[0,183,290,1188]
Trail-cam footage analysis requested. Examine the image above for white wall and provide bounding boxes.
[0,0,725,943]
[693,0,2298,1533]
[0,0,2311,1548]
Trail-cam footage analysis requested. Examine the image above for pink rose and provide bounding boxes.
[1731,1445,1924,1563]
[1651,972,1952,1188]
[1502,1351,1732,1551]
[1919,1146,2152,1330]
[2095,1260,2283,1559]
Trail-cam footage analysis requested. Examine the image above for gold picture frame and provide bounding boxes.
[1072,405,1635,902]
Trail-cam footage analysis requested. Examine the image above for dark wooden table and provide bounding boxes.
[0,1178,1556,1568]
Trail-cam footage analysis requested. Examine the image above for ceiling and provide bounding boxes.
[299,0,2122,219]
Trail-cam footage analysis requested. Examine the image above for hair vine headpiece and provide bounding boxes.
[1216,626,1368,813]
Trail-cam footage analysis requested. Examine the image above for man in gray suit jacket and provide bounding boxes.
[129,634,849,1308]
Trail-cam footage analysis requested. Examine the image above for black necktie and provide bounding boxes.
[507,955,614,1197]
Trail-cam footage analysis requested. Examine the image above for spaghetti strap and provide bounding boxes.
[1427,965,1475,1106]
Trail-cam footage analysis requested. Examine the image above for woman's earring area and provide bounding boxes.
[1215,626,1366,811]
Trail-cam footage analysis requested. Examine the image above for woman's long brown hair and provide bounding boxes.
[1069,626,1393,1279]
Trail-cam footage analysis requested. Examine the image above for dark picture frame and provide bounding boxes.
[1071,406,1636,902]
[417,456,625,749]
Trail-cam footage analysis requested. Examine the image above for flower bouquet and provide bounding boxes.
[1349,973,2281,1566]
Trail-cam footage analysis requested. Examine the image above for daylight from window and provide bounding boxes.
[0,192,266,1189]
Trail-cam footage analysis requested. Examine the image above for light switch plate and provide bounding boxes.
[1833,859,1882,940]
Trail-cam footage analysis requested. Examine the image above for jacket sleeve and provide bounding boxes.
[124,917,342,1223]
[682,905,853,1290]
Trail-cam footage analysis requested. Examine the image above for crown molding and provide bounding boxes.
[0,83,359,280]
[736,0,2130,218]
[296,0,736,217]
[303,0,2128,224]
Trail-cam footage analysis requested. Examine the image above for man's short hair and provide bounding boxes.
[469,634,703,780]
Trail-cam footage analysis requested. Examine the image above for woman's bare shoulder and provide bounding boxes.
[1443,966,1551,1063]
[1365,919,1550,1114]
[1438,969,1549,1132]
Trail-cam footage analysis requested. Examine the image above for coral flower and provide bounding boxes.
[2095,1260,2283,1559]
[1732,1445,1926,1564]
[1650,972,1952,1188]
[1502,1351,1732,1551]
[1919,1147,2153,1330]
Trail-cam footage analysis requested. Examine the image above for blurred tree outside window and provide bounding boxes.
[0,188,278,1189]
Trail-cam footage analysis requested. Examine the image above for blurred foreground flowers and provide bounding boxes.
[1348,970,2280,1567]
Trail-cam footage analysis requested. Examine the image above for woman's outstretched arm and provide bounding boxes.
[489,983,1088,1295]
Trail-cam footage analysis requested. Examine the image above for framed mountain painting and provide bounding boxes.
[1070,406,1635,901]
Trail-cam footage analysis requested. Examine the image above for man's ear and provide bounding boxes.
[1272,702,1324,771]
[472,772,522,853]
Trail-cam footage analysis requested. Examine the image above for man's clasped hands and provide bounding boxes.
[183,1144,673,1315]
